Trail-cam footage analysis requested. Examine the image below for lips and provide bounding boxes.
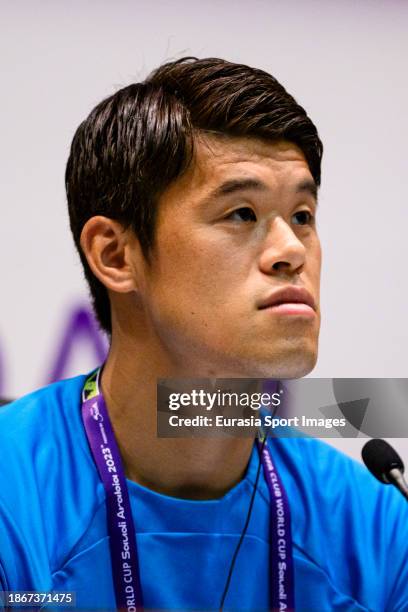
[258,286,316,311]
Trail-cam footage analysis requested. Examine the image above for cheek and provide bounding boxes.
[309,238,322,279]
[150,235,248,322]
[309,241,322,316]
[164,234,241,289]
[317,244,322,281]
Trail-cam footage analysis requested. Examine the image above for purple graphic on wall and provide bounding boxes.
[47,305,108,384]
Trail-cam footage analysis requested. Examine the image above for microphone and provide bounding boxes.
[362,439,408,502]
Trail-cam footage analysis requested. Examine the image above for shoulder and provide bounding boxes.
[268,434,408,529]
[268,436,408,609]
[0,375,106,583]
[0,375,95,477]
[0,374,86,433]
[268,434,401,507]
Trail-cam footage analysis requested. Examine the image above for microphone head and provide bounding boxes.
[361,438,404,484]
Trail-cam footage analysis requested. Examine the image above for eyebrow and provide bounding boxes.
[295,179,318,202]
[208,177,318,203]
[209,178,268,199]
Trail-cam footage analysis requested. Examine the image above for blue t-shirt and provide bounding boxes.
[0,374,407,611]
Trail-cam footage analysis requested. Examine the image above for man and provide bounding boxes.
[0,57,407,611]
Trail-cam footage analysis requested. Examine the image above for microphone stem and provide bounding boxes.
[388,468,408,502]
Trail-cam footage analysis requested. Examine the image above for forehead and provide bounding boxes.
[163,134,315,204]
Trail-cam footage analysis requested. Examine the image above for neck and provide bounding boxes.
[100,340,255,501]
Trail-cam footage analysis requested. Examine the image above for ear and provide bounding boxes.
[80,216,140,293]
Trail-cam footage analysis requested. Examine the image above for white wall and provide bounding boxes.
[1,0,407,463]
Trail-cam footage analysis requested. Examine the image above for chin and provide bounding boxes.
[273,356,317,380]
[241,344,319,380]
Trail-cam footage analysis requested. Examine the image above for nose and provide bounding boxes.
[258,216,306,275]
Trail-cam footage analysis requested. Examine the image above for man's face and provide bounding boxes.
[133,135,321,378]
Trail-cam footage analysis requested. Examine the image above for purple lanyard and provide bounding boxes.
[81,368,295,611]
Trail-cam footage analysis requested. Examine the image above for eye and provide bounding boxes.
[226,207,257,222]
[292,210,315,226]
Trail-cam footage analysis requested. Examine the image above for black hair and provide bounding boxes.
[66,57,323,334]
